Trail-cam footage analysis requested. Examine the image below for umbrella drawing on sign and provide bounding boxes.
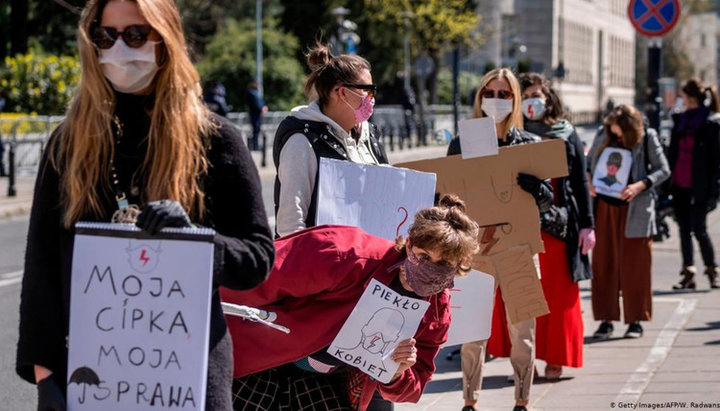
[68,366,100,404]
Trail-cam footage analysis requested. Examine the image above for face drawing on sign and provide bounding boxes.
[362,308,404,355]
[344,308,405,358]
[126,240,162,273]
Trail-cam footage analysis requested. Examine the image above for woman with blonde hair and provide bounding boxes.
[16,0,274,409]
[587,104,669,339]
[225,195,479,411]
[447,68,550,411]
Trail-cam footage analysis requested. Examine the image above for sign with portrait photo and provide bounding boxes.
[592,147,633,199]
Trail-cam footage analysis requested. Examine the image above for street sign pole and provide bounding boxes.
[628,0,679,131]
[647,38,663,130]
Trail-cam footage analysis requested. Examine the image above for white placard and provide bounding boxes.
[327,279,430,383]
[444,270,495,346]
[459,117,499,159]
[316,158,436,240]
[592,147,633,199]
[67,223,215,411]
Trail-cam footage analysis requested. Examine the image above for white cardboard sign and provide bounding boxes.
[67,223,215,411]
[444,270,495,346]
[327,279,430,383]
[592,147,633,199]
[459,117,499,159]
[316,158,436,240]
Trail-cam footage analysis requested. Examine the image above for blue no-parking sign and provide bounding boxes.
[628,0,680,37]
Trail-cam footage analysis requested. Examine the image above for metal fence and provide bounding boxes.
[0,106,464,197]
[0,105,599,197]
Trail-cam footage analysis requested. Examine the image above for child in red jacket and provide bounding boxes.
[223,194,480,410]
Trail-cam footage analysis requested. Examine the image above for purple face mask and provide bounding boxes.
[343,88,375,123]
[403,245,458,297]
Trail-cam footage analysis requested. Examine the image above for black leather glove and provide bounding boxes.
[517,172,554,211]
[136,199,192,235]
[707,197,718,213]
[37,377,66,411]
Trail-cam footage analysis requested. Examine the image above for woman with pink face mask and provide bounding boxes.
[272,43,389,238]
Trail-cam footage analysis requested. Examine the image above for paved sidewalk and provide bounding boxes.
[399,212,720,411]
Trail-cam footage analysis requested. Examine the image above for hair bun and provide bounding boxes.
[438,193,466,213]
[306,43,333,71]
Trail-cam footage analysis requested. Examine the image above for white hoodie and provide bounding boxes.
[276,101,381,236]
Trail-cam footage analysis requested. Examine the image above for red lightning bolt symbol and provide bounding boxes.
[528,104,534,119]
[139,249,150,266]
[368,335,381,348]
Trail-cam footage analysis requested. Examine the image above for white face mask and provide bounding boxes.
[481,98,514,123]
[522,97,547,120]
[99,39,160,93]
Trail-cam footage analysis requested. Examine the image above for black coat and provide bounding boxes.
[16,93,274,392]
[525,120,593,282]
[668,110,720,203]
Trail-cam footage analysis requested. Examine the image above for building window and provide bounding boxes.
[564,21,593,84]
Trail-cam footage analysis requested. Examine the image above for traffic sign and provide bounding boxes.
[628,0,680,37]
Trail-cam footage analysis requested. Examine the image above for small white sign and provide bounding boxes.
[444,270,495,346]
[316,158,436,240]
[327,279,430,383]
[67,223,215,411]
[592,147,633,199]
[459,117,499,159]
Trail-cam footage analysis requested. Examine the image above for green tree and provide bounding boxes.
[196,17,306,111]
[361,0,480,104]
[435,69,482,105]
[0,52,81,114]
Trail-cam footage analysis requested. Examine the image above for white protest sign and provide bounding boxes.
[444,270,495,346]
[592,147,633,199]
[327,279,430,383]
[67,222,215,411]
[316,158,436,240]
[459,117,498,159]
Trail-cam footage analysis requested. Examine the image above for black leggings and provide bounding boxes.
[672,187,716,267]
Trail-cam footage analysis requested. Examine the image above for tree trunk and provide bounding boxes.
[428,53,440,105]
[10,0,29,55]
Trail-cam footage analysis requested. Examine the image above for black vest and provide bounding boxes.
[272,117,388,237]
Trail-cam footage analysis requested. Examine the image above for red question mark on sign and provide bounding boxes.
[396,206,409,238]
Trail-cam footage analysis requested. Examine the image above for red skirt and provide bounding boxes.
[487,232,584,367]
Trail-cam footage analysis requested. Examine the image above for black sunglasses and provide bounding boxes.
[342,83,377,99]
[480,88,513,100]
[92,25,154,49]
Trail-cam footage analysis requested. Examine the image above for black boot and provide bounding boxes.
[706,266,719,289]
[672,266,696,290]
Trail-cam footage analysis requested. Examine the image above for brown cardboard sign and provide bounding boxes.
[396,139,568,256]
[491,245,549,324]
